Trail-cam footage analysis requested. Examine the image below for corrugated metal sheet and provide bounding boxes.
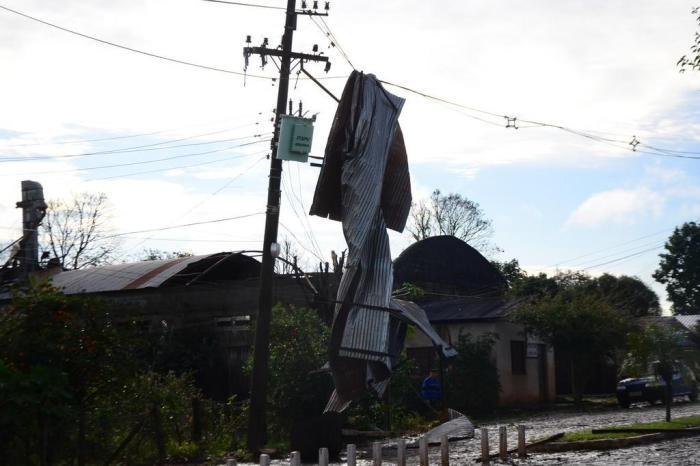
[310,71,413,412]
[675,314,700,331]
[49,253,227,294]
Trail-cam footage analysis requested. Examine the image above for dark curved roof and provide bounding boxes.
[393,236,506,294]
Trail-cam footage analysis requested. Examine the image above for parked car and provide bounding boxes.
[616,363,698,408]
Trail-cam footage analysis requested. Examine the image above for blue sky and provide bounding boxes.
[1,0,699,312]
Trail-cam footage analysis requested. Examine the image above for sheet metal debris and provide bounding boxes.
[310,71,454,412]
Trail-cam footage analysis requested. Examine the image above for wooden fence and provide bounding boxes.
[227,425,528,465]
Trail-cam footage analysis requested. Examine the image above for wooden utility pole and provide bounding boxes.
[244,0,329,453]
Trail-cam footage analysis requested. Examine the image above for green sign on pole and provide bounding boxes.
[277,115,314,163]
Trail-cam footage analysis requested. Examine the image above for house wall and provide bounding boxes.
[406,320,556,406]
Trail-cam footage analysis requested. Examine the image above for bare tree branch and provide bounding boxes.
[407,189,497,253]
[40,192,119,270]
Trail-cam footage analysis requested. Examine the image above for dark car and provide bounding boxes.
[616,363,698,408]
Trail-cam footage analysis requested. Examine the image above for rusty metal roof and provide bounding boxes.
[48,252,260,295]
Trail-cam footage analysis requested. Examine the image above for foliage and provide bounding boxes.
[247,304,331,439]
[446,333,501,417]
[677,7,700,73]
[590,273,661,317]
[0,281,243,465]
[654,222,700,315]
[562,415,700,442]
[511,286,630,403]
[141,249,193,261]
[40,192,119,269]
[510,270,660,318]
[0,280,138,464]
[491,258,526,287]
[407,189,497,253]
[346,356,426,431]
[393,282,425,300]
[622,324,688,422]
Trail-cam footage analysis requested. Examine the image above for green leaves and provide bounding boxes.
[654,222,700,314]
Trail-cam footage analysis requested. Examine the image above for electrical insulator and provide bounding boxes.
[324,61,331,73]
[313,44,319,52]
[325,1,330,10]
[262,37,269,47]
[246,35,252,44]
[301,0,307,8]
[313,1,318,9]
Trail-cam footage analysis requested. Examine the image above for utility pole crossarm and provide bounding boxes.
[244,47,329,63]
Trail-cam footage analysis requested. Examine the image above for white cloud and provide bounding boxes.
[566,188,665,227]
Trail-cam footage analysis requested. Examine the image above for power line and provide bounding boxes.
[0,4,275,80]
[83,148,268,181]
[581,245,664,271]
[103,212,265,238]
[379,80,700,161]
[0,113,263,147]
[2,137,270,177]
[0,123,263,162]
[202,0,285,10]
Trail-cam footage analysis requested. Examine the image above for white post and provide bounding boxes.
[480,428,490,464]
[226,460,237,466]
[499,426,507,460]
[319,447,329,466]
[419,436,428,466]
[373,441,382,466]
[518,425,526,458]
[440,434,449,466]
[259,453,270,466]
[347,444,357,466]
[397,438,406,466]
[290,450,301,466]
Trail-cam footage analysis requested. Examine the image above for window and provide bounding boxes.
[511,340,526,375]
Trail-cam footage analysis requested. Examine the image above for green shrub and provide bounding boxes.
[446,333,501,417]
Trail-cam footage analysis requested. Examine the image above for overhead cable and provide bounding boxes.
[103,212,265,238]
[0,4,275,80]
[2,138,270,177]
[0,123,263,162]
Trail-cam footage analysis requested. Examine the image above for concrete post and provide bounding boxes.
[480,428,490,464]
[397,438,406,466]
[518,425,527,458]
[499,426,507,460]
[347,444,357,466]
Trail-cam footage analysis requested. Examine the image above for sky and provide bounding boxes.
[1,0,699,313]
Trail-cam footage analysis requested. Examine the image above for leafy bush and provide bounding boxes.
[446,333,501,417]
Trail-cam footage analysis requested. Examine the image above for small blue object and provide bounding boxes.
[421,375,442,401]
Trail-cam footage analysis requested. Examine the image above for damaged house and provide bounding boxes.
[398,235,556,406]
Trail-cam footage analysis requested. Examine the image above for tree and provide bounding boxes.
[141,249,193,261]
[653,222,700,315]
[40,192,119,270]
[511,286,631,403]
[622,324,688,422]
[407,189,496,252]
[677,7,700,73]
[491,258,526,287]
[591,273,661,317]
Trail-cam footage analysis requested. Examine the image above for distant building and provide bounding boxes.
[397,236,556,405]
[0,251,323,400]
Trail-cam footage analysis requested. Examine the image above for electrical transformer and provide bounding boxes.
[276,115,314,162]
